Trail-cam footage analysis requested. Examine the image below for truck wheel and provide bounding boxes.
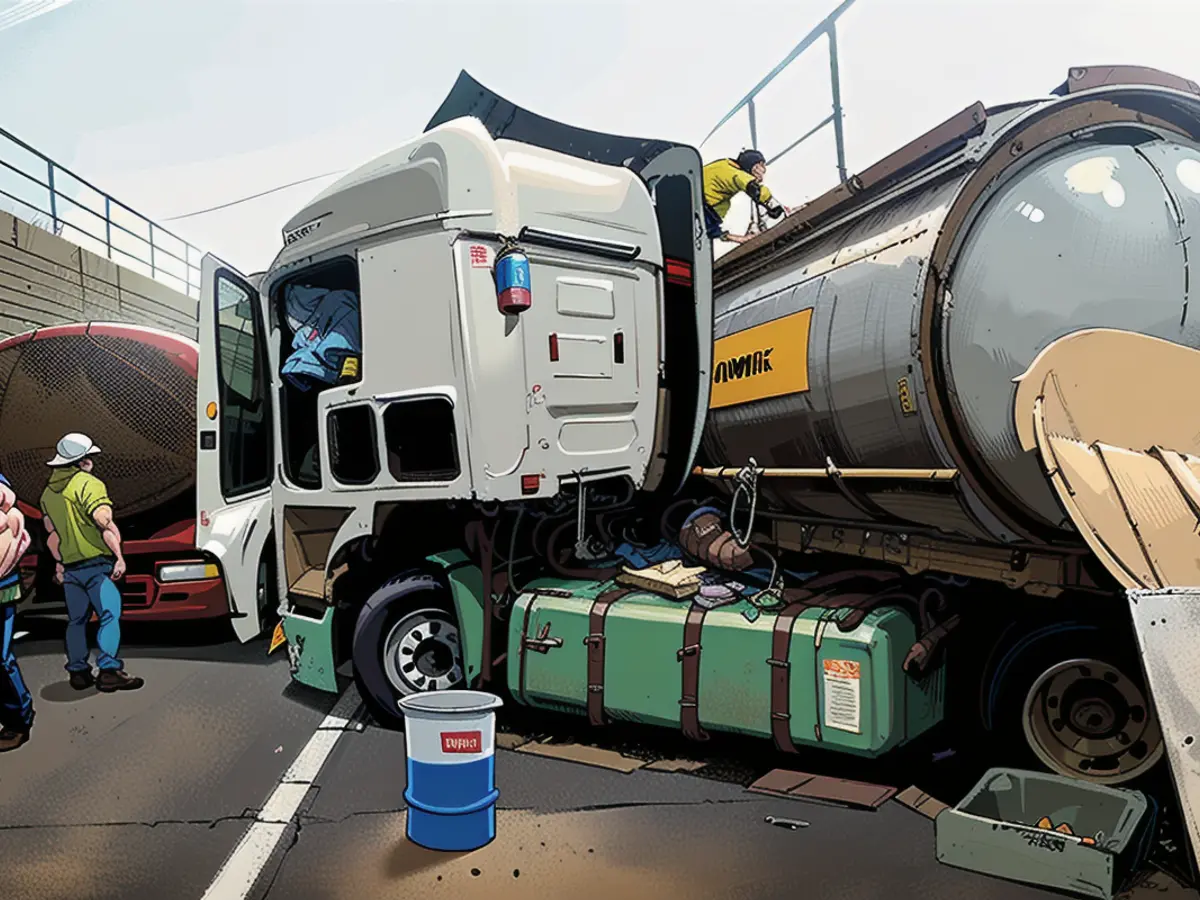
[992,627,1164,786]
[351,572,466,730]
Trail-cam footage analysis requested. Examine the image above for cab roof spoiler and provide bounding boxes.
[425,70,692,175]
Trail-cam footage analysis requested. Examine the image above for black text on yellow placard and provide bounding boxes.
[710,309,813,409]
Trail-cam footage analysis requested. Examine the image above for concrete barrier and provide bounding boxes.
[0,210,198,341]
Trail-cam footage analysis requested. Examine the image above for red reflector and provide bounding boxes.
[613,331,624,364]
[521,474,541,495]
[549,333,559,362]
[665,257,692,287]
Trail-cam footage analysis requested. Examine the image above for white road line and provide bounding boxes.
[200,690,364,900]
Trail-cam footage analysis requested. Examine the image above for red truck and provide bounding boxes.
[0,322,260,636]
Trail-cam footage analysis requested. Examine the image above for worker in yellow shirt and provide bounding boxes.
[703,149,795,244]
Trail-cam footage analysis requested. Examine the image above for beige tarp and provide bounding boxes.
[1013,328,1200,590]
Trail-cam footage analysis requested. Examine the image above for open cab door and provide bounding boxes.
[197,253,276,642]
[427,71,714,494]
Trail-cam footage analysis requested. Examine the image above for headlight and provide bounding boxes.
[157,562,221,582]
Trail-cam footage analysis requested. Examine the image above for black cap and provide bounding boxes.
[736,149,766,172]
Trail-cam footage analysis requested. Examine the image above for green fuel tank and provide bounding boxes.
[505,576,945,755]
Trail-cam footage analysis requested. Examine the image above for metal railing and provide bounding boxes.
[700,0,857,182]
[0,125,203,299]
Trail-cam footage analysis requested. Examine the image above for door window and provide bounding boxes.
[215,272,273,498]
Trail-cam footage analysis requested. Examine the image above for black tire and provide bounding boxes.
[351,571,466,731]
[987,622,1164,786]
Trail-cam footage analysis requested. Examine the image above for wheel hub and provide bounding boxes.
[382,611,464,695]
[1023,658,1163,784]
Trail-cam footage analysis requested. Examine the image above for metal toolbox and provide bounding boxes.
[935,767,1153,899]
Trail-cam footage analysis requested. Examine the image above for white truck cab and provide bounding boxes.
[194,74,713,700]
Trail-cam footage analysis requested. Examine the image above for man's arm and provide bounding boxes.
[43,513,64,583]
[91,506,124,571]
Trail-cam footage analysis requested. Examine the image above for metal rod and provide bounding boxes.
[105,196,112,259]
[149,224,156,278]
[694,465,960,481]
[47,162,58,234]
[828,23,848,182]
[767,114,835,166]
[699,0,858,148]
[748,97,759,150]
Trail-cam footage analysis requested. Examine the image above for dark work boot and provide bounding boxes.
[69,670,95,691]
[0,725,30,752]
[96,670,144,693]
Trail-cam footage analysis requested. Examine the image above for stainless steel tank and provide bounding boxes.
[701,67,1200,546]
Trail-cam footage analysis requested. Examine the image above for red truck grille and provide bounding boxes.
[121,576,154,609]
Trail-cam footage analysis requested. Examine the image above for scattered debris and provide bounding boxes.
[616,560,707,599]
[894,786,949,820]
[268,622,287,654]
[747,768,897,811]
[514,740,647,773]
[274,745,283,754]
[644,758,707,773]
[496,732,533,751]
[764,815,809,830]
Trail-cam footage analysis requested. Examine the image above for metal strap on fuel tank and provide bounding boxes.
[769,600,808,755]
[766,570,891,754]
[678,600,711,742]
[584,586,633,727]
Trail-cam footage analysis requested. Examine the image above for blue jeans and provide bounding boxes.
[62,558,123,673]
[703,204,725,239]
[1,602,33,731]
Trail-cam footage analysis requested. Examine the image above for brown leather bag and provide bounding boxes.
[679,511,752,572]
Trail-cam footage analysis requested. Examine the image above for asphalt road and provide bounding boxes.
[0,618,1192,900]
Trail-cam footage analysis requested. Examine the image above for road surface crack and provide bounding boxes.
[292,795,762,827]
[0,809,259,831]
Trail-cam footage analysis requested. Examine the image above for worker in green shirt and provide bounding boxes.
[702,149,795,244]
[40,433,143,693]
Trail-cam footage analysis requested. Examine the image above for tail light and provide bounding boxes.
[665,257,692,287]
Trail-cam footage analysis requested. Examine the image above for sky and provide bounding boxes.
[2,0,1200,276]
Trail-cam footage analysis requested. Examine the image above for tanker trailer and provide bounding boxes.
[697,66,1200,806]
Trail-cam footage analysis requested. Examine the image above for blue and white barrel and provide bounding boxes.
[398,690,504,852]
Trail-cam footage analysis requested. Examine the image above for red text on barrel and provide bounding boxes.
[440,730,483,754]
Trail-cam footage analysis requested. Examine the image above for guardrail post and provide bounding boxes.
[828,22,848,182]
[104,196,113,259]
[47,161,59,234]
[149,224,156,278]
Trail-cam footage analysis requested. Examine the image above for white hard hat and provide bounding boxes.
[47,433,102,467]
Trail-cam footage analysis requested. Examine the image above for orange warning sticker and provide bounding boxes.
[822,658,862,734]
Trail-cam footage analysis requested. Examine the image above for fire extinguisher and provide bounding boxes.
[494,239,531,316]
